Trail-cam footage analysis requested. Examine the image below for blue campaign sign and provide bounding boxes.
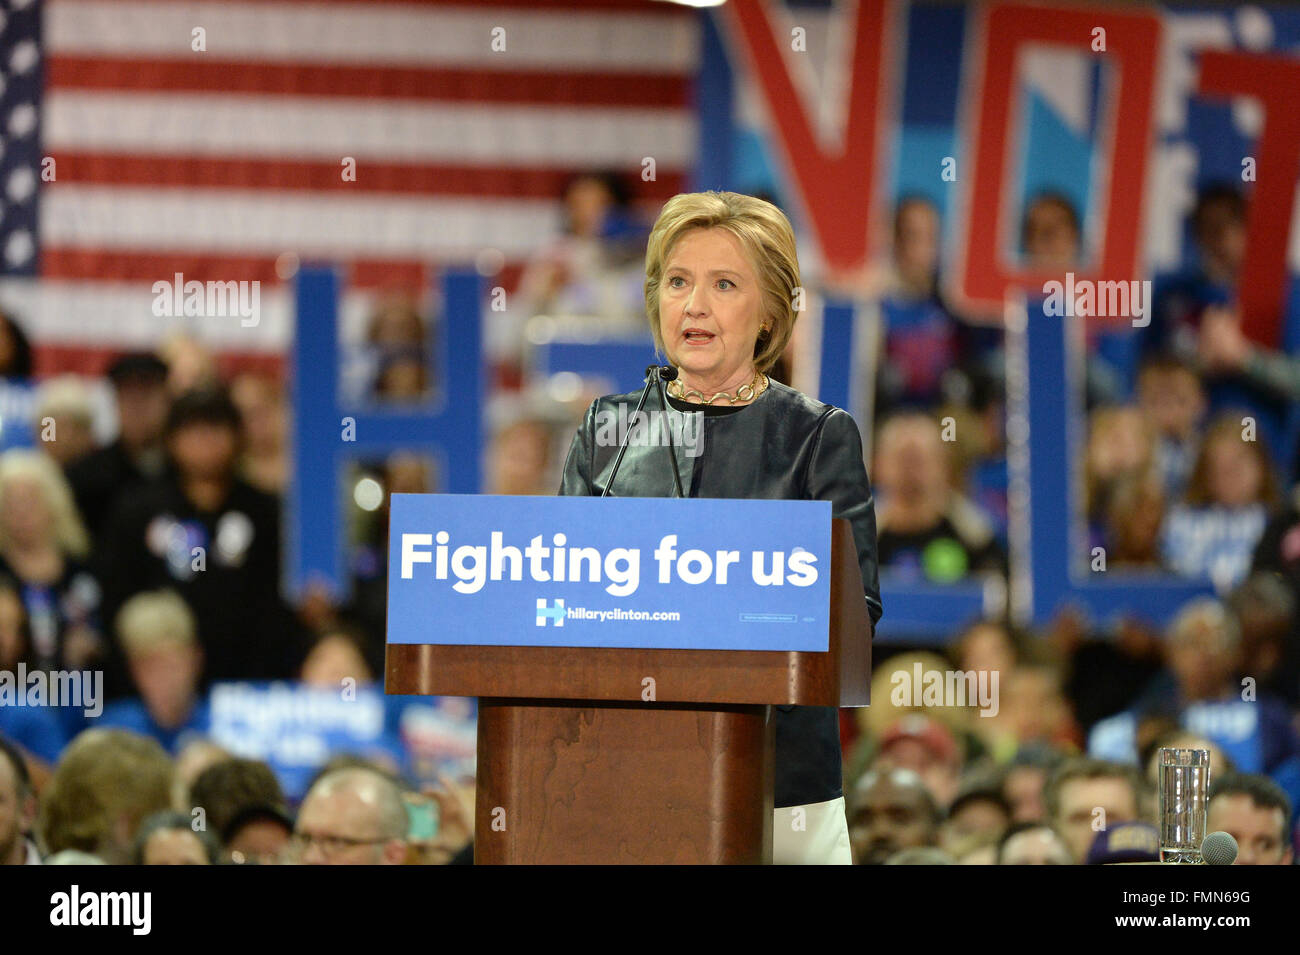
[207,681,402,802]
[202,680,477,801]
[387,494,834,651]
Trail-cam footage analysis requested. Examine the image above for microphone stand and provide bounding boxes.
[657,367,686,499]
[602,364,685,498]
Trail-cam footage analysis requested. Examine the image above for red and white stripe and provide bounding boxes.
[12,0,698,375]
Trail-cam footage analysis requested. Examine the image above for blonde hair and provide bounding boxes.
[116,589,197,655]
[38,728,174,861]
[34,374,95,426]
[1185,413,1279,509]
[0,449,90,558]
[644,191,800,374]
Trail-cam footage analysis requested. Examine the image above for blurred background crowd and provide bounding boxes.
[0,168,1296,866]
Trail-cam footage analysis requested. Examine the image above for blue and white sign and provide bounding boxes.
[387,494,834,652]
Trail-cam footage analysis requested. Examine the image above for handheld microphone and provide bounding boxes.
[601,365,685,498]
[1200,831,1238,865]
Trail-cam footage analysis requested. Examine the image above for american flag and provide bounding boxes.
[0,0,698,375]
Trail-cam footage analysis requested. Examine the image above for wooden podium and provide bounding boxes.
[386,518,872,864]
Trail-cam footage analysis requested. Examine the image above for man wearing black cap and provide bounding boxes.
[66,352,170,541]
[96,387,304,692]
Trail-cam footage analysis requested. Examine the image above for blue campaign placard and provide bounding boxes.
[386,494,833,652]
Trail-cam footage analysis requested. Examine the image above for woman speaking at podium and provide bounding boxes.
[559,191,883,864]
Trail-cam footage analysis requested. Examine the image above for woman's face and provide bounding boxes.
[658,227,764,391]
[894,201,940,281]
[1,478,50,548]
[142,829,210,865]
[1207,437,1262,509]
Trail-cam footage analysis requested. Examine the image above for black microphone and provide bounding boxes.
[601,365,685,498]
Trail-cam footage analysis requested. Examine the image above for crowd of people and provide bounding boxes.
[0,172,1298,864]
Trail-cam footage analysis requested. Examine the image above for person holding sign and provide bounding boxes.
[560,191,882,864]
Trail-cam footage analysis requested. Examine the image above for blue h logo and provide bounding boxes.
[289,266,483,601]
[536,598,565,627]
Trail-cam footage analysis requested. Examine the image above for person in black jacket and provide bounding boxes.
[96,387,305,697]
[65,352,170,543]
[559,191,882,864]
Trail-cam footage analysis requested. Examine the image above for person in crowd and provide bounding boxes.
[1021,191,1130,404]
[65,353,171,542]
[300,626,373,689]
[290,765,409,865]
[1022,192,1080,270]
[1148,184,1294,456]
[364,296,432,400]
[97,387,305,690]
[222,804,294,865]
[1091,599,1300,807]
[989,662,1081,759]
[1154,601,1299,781]
[870,715,963,810]
[1161,415,1279,592]
[1002,743,1064,824]
[188,757,288,860]
[375,354,428,402]
[1207,772,1294,865]
[97,590,208,752]
[1251,483,1300,699]
[230,372,288,495]
[1084,405,1157,544]
[171,738,231,811]
[159,334,219,396]
[1199,306,1300,404]
[0,450,103,676]
[1101,471,1167,570]
[939,782,1012,859]
[848,650,981,781]
[1225,572,1297,706]
[37,728,173,864]
[0,576,68,764]
[1083,821,1161,865]
[1044,757,1144,863]
[131,810,219,865]
[492,171,647,372]
[0,310,33,380]
[1136,353,1206,499]
[953,617,1019,684]
[873,412,1005,583]
[950,618,1023,759]
[997,821,1073,865]
[33,375,98,468]
[1149,185,1244,360]
[848,768,942,865]
[486,396,563,497]
[1056,604,1167,736]
[868,197,993,416]
[0,735,40,864]
[953,832,1001,865]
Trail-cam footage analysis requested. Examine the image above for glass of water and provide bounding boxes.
[1158,747,1210,863]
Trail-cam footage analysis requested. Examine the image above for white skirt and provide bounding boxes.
[772,796,853,864]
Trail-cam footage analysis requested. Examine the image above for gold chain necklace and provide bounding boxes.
[667,371,768,406]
